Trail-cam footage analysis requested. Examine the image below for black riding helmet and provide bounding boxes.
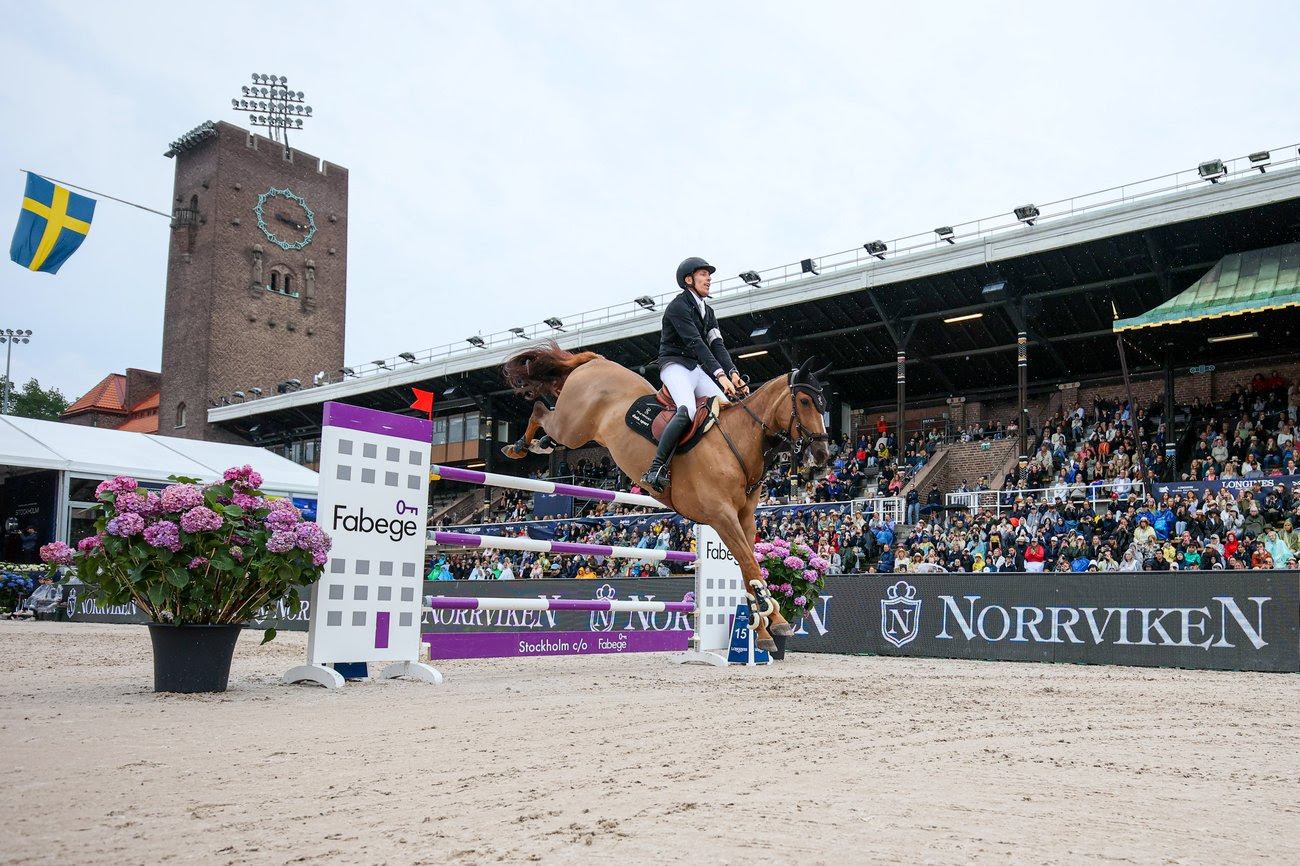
[676,256,716,290]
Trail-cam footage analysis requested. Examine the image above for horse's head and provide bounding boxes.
[788,359,831,468]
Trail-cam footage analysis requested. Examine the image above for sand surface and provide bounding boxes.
[0,620,1296,865]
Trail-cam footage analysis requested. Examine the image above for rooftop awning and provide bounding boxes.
[1113,241,1300,332]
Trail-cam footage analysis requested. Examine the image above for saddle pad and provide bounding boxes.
[624,394,718,454]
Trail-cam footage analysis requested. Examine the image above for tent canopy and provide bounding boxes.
[0,416,318,496]
[1114,241,1300,332]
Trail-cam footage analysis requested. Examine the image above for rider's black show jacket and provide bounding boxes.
[657,289,735,376]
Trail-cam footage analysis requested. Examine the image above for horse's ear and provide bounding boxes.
[813,362,832,381]
[793,358,812,380]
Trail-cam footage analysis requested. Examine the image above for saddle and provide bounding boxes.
[624,386,720,454]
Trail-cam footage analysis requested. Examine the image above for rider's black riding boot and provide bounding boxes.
[639,406,692,493]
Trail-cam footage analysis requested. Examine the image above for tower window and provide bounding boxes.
[283,274,292,294]
[270,272,279,291]
[175,402,187,428]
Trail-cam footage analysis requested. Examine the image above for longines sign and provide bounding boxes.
[798,573,1299,672]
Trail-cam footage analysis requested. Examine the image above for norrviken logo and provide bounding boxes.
[880,580,922,648]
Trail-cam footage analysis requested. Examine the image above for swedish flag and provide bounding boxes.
[10,173,96,274]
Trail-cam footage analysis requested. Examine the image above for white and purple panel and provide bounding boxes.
[307,402,431,665]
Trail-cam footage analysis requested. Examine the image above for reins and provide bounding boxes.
[708,372,830,497]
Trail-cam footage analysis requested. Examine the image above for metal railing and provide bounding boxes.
[946,480,1146,515]
[852,496,906,524]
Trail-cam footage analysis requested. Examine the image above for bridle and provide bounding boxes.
[716,369,831,495]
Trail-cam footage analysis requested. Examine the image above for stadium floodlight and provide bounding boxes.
[943,313,984,324]
[739,270,762,286]
[738,350,769,359]
[633,296,656,310]
[800,258,819,276]
[1014,204,1040,226]
[508,327,527,338]
[863,240,887,260]
[466,335,486,348]
[750,325,771,339]
[232,390,246,400]
[1249,151,1270,173]
[399,351,417,363]
[1207,331,1258,344]
[372,359,389,369]
[544,317,565,331]
[981,281,1009,302]
[340,366,357,377]
[442,386,460,398]
[935,226,955,244]
[1197,159,1227,183]
[249,387,263,397]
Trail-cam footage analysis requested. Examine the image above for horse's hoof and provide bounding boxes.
[501,446,525,459]
[528,440,555,455]
[756,638,777,653]
[770,622,794,637]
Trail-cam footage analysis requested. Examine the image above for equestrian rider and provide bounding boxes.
[639,257,748,493]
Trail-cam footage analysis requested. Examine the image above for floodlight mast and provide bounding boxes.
[229,73,312,149]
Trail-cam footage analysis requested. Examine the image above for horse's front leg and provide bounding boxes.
[710,514,779,653]
[741,501,792,639]
[502,401,554,459]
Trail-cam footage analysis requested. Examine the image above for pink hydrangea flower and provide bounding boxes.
[77,534,103,552]
[802,569,818,581]
[39,541,74,566]
[794,596,807,607]
[180,506,222,533]
[754,541,774,555]
[143,520,183,552]
[783,555,804,570]
[113,491,150,514]
[106,513,146,537]
[187,556,209,570]
[95,476,138,497]
[266,530,297,553]
[160,484,204,513]
[231,492,259,511]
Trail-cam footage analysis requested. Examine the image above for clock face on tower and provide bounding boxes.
[254,187,317,250]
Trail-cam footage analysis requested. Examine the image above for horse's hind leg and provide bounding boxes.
[502,401,554,459]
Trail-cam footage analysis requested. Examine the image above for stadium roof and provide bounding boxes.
[208,144,1300,446]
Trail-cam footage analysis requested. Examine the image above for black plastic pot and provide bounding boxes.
[147,623,242,693]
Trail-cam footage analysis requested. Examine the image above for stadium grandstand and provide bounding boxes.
[208,144,1300,574]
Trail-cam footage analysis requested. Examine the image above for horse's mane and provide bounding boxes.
[502,340,602,401]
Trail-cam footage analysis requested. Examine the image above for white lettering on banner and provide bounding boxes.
[935,595,1273,650]
[1213,597,1270,650]
[1048,607,1083,643]
[1010,606,1048,643]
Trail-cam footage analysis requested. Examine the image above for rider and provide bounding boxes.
[639,257,748,494]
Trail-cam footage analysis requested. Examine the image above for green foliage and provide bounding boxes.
[1,377,70,420]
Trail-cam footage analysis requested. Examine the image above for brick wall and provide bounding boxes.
[159,121,348,442]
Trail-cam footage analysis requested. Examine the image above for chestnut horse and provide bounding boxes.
[501,343,830,651]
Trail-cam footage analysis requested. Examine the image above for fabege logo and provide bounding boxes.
[881,580,922,648]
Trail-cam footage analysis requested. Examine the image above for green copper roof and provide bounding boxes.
[1114,242,1300,332]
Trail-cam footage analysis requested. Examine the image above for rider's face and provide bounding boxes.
[687,268,712,297]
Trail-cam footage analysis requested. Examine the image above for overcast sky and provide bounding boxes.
[3,1,1298,403]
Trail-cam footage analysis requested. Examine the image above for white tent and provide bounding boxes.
[0,416,318,495]
[0,416,318,545]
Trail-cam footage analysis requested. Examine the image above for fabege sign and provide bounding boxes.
[792,572,1299,673]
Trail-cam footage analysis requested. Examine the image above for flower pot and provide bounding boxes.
[147,623,243,693]
[770,632,789,661]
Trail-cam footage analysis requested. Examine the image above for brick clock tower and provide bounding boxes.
[158,119,348,441]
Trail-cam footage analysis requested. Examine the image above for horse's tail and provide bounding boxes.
[503,340,601,400]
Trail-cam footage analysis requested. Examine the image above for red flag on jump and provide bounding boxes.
[410,388,435,420]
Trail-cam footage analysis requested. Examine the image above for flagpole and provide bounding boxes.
[18,170,171,219]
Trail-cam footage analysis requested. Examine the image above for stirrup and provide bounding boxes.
[639,465,670,494]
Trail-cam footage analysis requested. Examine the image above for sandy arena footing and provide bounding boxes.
[0,621,1296,865]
